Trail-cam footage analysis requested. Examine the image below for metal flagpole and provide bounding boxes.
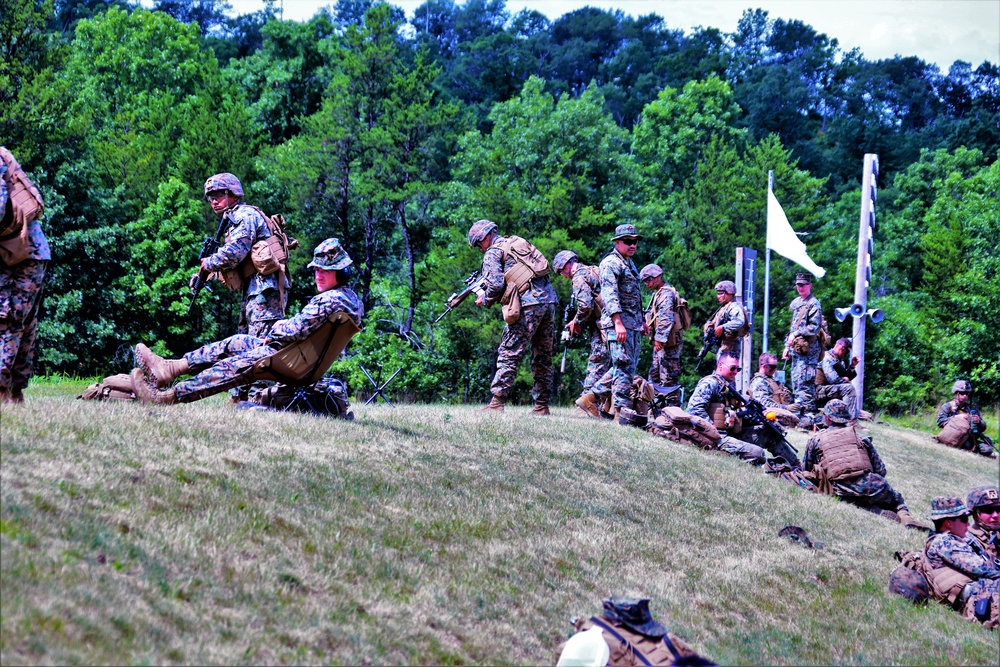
[763,170,773,353]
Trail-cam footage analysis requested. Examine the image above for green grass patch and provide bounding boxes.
[1,384,997,664]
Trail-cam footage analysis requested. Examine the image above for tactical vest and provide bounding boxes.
[968,525,999,564]
[710,301,750,341]
[816,426,871,481]
[763,375,793,405]
[0,147,45,266]
[571,615,698,667]
[935,411,971,449]
[707,385,742,435]
[496,235,550,295]
[923,534,974,606]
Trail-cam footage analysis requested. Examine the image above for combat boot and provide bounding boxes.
[131,368,177,405]
[574,392,601,419]
[482,394,505,411]
[531,401,550,416]
[136,343,188,388]
[896,508,931,532]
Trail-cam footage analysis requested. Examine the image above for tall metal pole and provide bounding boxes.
[852,155,879,414]
[763,171,773,353]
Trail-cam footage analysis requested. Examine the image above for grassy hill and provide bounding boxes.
[1,382,997,665]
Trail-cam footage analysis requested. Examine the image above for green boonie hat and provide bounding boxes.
[638,264,662,281]
[823,399,852,424]
[967,485,1000,510]
[611,223,642,241]
[552,250,577,273]
[794,272,812,285]
[951,380,972,393]
[714,280,735,294]
[927,496,970,521]
[203,172,244,198]
[467,219,498,247]
[307,238,352,271]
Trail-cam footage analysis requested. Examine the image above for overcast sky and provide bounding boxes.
[203,0,999,71]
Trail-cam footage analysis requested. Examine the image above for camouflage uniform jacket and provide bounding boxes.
[0,154,50,261]
[969,525,1000,565]
[820,351,856,385]
[598,249,642,331]
[686,373,737,422]
[924,532,1000,581]
[803,426,885,476]
[936,399,986,429]
[481,235,557,308]
[788,294,822,342]
[267,285,363,348]
[707,301,745,341]
[647,285,676,344]
[748,372,790,409]
[569,263,602,328]
[203,203,283,298]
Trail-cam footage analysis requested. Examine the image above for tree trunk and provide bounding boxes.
[397,200,415,335]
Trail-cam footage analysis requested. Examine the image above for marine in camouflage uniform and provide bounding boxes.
[553,250,608,394]
[132,239,362,405]
[784,273,822,416]
[923,496,1000,627]
[803,400,922,526]
[469,220,557,413]
[935,380,995,457]
[0,147,50,403]
[687,352,767,464]
[639,264,681,399]
[200,173,286,338]
[968,485,1000,565]
[748,352,792,410]
[704,280,746,360]
[816,337,858,417]
[590,225,646,413]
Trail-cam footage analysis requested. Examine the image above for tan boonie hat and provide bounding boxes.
[714,280,735,294]
[794,273,812,285]
[927,496,970,521]
[638,264,662,281]
[611,223,642,241]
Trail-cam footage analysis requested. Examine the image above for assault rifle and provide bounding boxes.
[434,271,487,323]
[969,406,999,454]
[731,390,801,466]
[187,214,230,314]
[560,295,578,373]
[694,327,719,372]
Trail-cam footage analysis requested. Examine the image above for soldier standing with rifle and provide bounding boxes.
[783,273,822,424]
[552,250,609,410]
[639,264,683,404]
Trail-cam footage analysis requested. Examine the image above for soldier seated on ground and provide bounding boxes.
[923,496,999,628]
[815,338,859,416]
[802,400,926,529]
[686,352,766,465]
[968,485,1000,564]
[747,352,798,427]
[130,239,363,405]
[934,380,996,457]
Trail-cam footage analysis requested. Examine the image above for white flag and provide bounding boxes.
[766,190,825,278]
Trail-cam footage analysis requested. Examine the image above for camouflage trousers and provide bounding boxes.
[718,433,766,464]
[648,343,681,389]
[240,287,283,338]
[817,382,858,417]
[0,260,46,392]
[591,328,641,408]
[176,334,276,403]
[791,345,820,412]
[582,327,610,392]
[491,303,555,403]
[831,472,905,513]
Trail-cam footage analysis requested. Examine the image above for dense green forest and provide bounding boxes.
[2,0,998,410]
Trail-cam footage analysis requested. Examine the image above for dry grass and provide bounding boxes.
[1,382,997,665]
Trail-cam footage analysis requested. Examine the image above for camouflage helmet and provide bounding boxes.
[552,250,578,273]
[638,264,663,281]
[307,238,352,271]
[822,399,852,424]
[967,485,1000,511]
[714,280,736,295]
[951,380,972,394]
[467,219,498,248]
[927,496,969,521]
[888,565,929,605]
[203,173,244,198]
